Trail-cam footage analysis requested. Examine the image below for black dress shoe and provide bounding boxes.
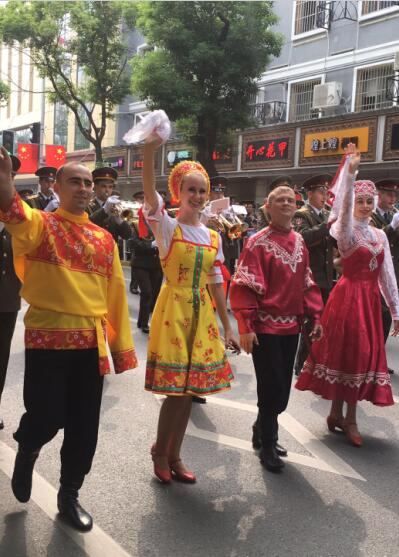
[0,418,4,430]
[142,326,150,334]
[252,424,261,450]
[260,446,285,472]
[11,448,40,502]
[275,442,287,457]
[388,367,395,375]
[192,396,206,404]
[57,489,93,532]
[130,288,139,295]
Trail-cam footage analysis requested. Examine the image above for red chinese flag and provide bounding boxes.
[17,143,39,174]
[45,144,66,168]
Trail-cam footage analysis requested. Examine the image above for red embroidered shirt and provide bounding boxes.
[230,224,323,335]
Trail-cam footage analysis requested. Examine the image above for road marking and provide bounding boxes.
[204,396,365,481]
[154,395,365,481]
[0,441,132,557]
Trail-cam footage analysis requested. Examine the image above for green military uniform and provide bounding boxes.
[87,167,132,243]
[293,174,334,374]
[370,180,399,350]
[293,204,335,298]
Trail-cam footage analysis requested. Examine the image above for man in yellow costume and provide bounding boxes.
[0,147,137,532]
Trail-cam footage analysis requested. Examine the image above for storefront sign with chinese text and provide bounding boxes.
[104,156,125,170]
[166,149,193,168]
[304,127,369,158]
[244,138,289,162]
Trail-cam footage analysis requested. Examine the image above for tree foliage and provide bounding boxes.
[0,80,9,106]
[0,0,133,162]
[131,1,282,174]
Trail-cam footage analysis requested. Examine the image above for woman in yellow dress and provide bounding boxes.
[143,136,240,484]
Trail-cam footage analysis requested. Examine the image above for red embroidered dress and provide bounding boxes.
[0,194,137,375]
[230,225,323,335]
[296,162,399,405]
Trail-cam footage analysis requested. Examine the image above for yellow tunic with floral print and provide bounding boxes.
[145,224,234,396]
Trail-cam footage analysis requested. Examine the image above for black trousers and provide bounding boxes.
[132,266,163,328]
[14,349,104,491]
[294,288,330,374]
[252,334,299,447]
[0,311,18,402]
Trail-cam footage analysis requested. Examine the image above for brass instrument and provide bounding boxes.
[217,210,245,240]
[119,201,141,225]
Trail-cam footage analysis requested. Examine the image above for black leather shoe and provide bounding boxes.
[0,418,4,430]
[252,424,261,450]
[260,446,285,472]
[57,489,93,532]
[11,448,40,502]
[142,326,150,334]
[130,288,139,295]
[275,442,287,457]
[388,367,395,375]
[192,396,206,404]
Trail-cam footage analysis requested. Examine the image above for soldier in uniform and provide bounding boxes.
[27,167,57,210]
[0,156,22,430]
[371,179,399,373]
[293,174,335,375]
[87,167,132,244]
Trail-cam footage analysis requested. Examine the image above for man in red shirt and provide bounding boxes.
[230,186,323,472]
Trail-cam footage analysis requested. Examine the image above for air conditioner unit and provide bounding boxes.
[312,82,342,109]
[394,51,399,71]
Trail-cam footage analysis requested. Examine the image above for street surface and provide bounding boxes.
[1,266,399,557]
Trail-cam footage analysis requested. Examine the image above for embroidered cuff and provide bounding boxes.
[234,313,254,335]
[0,194,26,224]
[112,348,138,373]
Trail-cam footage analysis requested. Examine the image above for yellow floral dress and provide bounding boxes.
[145,224,234,396]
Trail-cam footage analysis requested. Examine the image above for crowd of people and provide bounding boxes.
[0,136,398,533]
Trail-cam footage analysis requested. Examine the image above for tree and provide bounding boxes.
[0,80,9,106]
[131,1,282,175]
[0,0,132,163]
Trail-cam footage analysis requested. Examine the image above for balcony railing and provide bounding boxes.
[250,101,287,125]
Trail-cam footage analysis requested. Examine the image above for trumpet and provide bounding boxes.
[118,201,142,224]
[216,211,245,240]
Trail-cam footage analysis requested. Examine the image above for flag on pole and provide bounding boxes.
[45,144,66,168]
[17,143,39,174]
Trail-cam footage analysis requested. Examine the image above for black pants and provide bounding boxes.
[14,349,104,491]
[294,288,330,375]
[252,334,299,447]
[132,266,163,328]
[0,311,18,402]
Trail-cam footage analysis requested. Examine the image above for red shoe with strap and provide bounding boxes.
[343,423,363,447]
[326,415,345,433]
[150,444,172,483]
[169,459,197,483]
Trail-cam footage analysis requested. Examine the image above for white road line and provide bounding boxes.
[186,396,365,481]
[0,441,133,557]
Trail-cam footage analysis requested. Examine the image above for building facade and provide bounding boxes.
[127,0,399,204]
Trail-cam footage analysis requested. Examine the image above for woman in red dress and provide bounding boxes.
[296,144,399,446]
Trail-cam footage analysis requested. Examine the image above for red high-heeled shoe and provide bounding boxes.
[150,445,172,483]
[326,415,345,433]
[343,423,363,447]
[169,459,197,483]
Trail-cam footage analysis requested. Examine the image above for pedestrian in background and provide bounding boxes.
[129,210,163,334]
[0,155,22,431]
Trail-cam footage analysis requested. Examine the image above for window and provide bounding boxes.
[354,63,394,112]
[54,102,68,147]
[74,107,90,151]
[289,78,322,122]
[294,1,328,35]
[361,1,399,15]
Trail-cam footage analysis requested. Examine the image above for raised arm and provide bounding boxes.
[330,144,359,252]
[0,147,16,212]
[143,136,163,212]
